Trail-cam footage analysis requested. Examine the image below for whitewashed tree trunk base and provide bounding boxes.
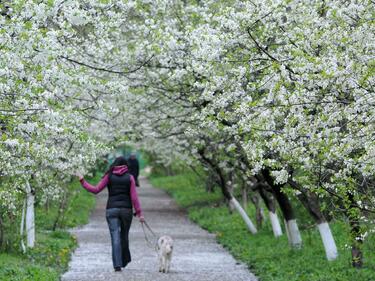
[317,222,338,260]
[284,219,291,242]
[20,199,26,253]
[229,197,257,234]
[286,219,302,248]
[26,181,35,248]
[269,212,282,237]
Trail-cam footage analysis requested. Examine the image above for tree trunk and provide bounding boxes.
[250,194,263,229]
[25,181,35,248]
[284,219,291,242]
[197,148,257,234]
[292,185,338,260]
[317,222,338,261]
[229,196,257,234]
[349,215,363,268]
[227,171,235,195]
[346,193,363,268]
[257,184,283,237]
[351,243,363,268]
[286,219,302,248]
[269,211,283,237]
[242,185,248,209]
[45,197,49,213]
[262,170,302,248]
[20,199,26,253]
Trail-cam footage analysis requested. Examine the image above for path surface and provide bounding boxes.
[62,177,257,281]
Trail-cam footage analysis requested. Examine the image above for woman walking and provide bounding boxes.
[76,156,145,272]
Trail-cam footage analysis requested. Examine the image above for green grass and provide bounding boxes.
[0,253,59,281]
[150,172,375,281]
[0,175,98,281]
[150,172,223,208]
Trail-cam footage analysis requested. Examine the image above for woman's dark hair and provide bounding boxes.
[107,156,128,175]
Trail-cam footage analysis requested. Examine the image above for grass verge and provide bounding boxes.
[150,172,375,281]
[0,175,98,281]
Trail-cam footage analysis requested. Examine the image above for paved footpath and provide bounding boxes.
[62,177,257,281]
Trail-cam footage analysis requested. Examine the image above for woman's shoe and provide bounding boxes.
[114,267,122,272]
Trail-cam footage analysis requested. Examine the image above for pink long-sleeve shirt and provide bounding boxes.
[79,165,143,217]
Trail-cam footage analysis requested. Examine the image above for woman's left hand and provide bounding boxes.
[139,216,145,223]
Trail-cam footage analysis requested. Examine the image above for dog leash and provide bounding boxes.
[141,220,158,252]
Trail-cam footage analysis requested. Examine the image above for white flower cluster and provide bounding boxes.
[1,0,374,243]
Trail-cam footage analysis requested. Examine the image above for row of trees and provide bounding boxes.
[1,0,373,268]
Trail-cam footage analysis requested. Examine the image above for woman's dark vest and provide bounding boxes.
[106,173,132,209]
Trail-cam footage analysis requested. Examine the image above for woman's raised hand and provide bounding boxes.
[75,172,84,180]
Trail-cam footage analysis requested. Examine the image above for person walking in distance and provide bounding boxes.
[128,152,140,187]
[76,156,145,272]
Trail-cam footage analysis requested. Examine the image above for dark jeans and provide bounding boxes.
[106,208,133,268]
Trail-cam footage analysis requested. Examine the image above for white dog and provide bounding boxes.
[157,235,173,273]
